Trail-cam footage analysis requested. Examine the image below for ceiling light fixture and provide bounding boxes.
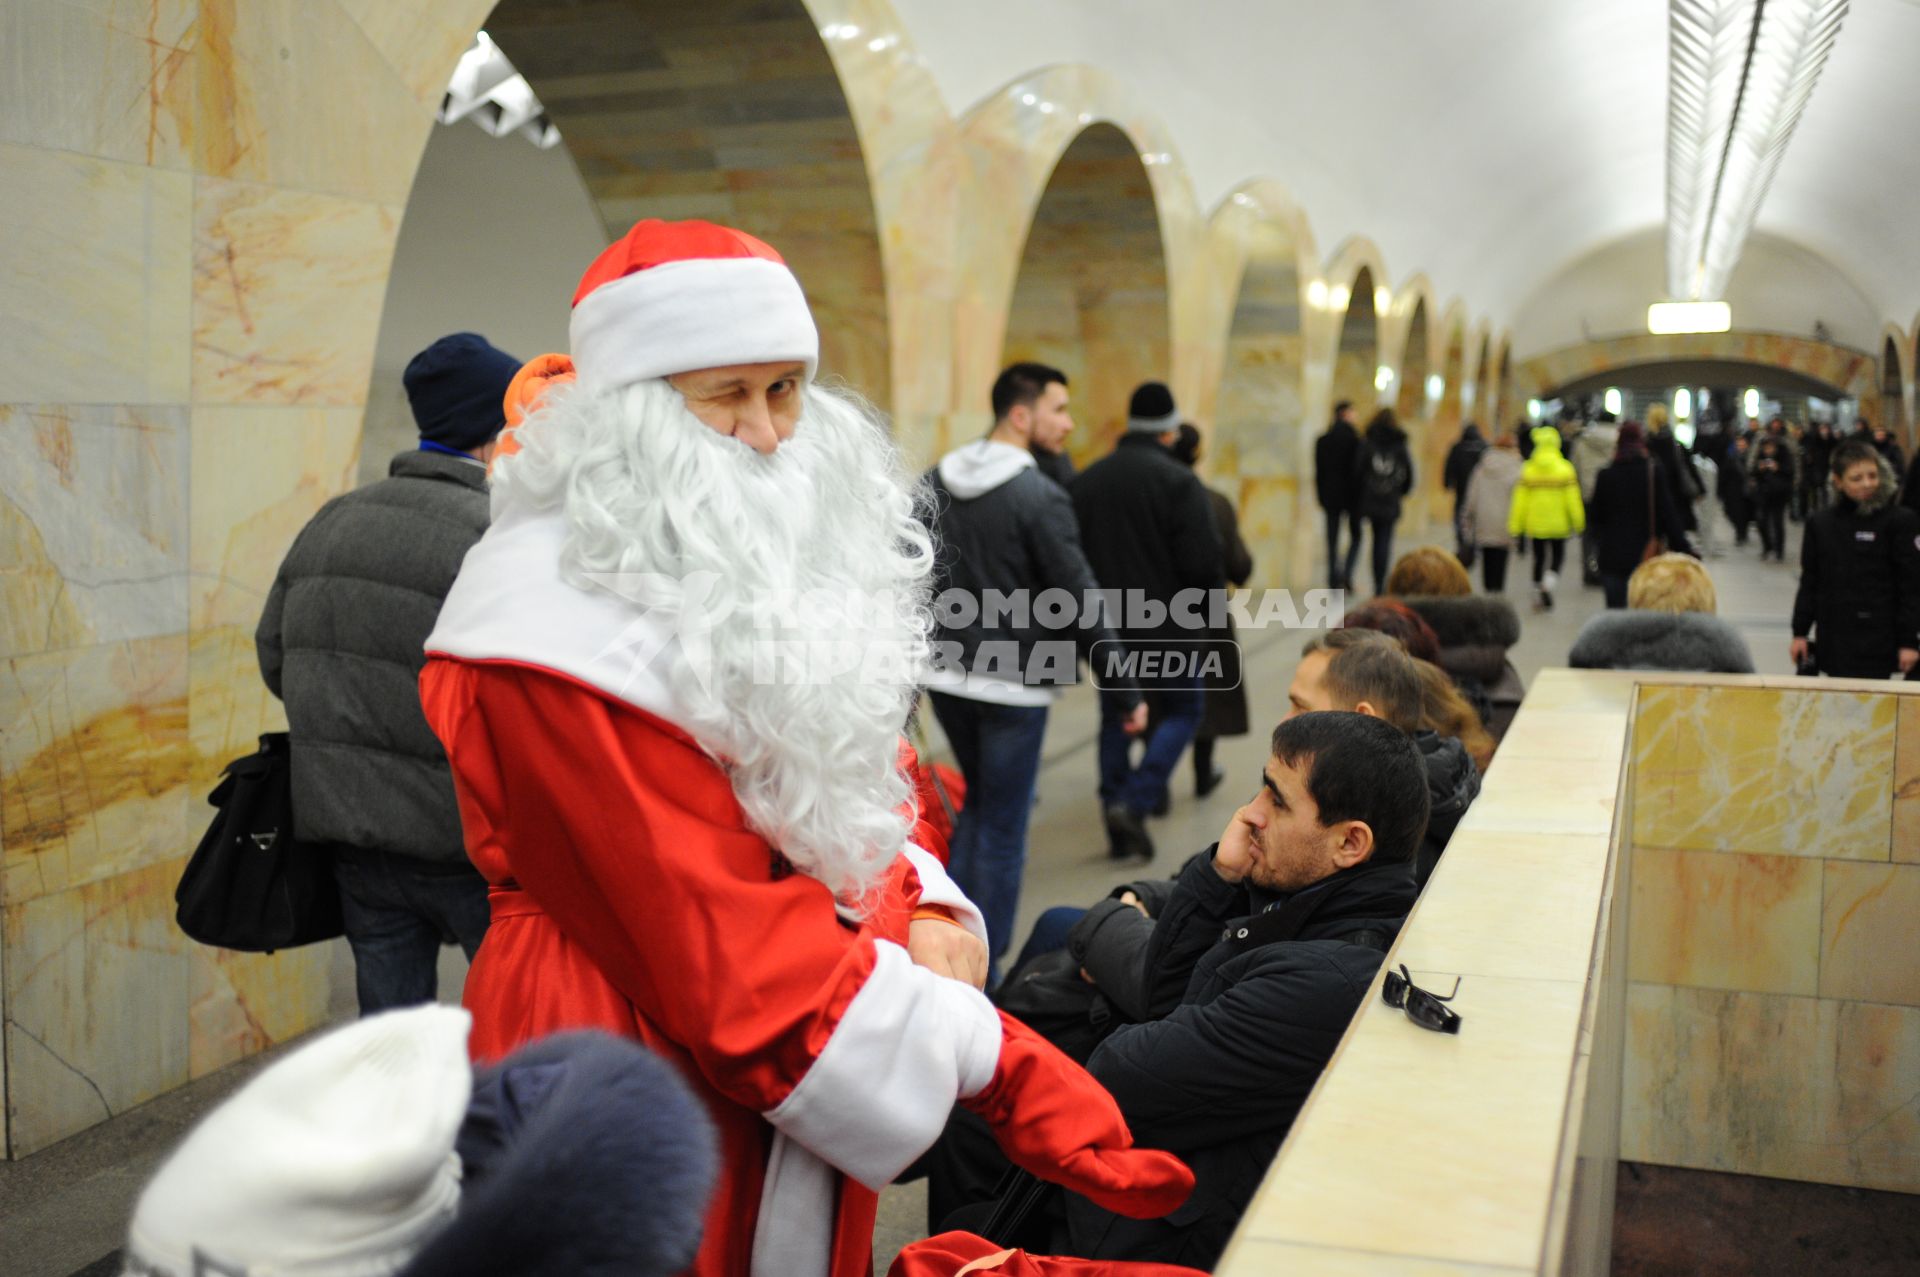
[1648,300,1733,333]
[1664,0,1849,301]
[439,32,560,148]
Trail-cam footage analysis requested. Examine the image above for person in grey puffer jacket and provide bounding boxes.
[256,332,520,1013]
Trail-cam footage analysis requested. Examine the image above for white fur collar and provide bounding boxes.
[425,506,701,743]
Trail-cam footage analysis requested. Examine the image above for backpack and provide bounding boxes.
[1365,447,1408,503]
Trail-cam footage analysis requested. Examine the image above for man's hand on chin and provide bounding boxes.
[908,915,989,989]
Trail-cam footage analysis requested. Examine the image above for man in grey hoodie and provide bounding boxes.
[922,363,1145,976]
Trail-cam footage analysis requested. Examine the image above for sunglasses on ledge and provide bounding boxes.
[1381,964,1463,1034]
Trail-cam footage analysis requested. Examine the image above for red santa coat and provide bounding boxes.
[421,508,1000,1277]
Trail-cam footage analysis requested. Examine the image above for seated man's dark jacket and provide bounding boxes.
[1061,848,1417,1267]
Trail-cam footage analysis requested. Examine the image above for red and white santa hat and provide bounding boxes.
[568,219,819,395]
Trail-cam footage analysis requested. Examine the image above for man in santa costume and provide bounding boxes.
[420,220,1191,1277]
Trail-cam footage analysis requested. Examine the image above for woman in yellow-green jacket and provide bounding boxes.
[1510,425,1586,611]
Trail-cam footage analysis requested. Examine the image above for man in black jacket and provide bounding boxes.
[1314,401,1363,588]
[256,332,519,1013]
[922,362,1144,972]
[1062,712,1425,1266]
[1791,440,1920,678]
[1073,382,1225,861]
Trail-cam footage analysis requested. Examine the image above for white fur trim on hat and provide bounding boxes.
[124,1006,473,1277]
[569,256,820,394]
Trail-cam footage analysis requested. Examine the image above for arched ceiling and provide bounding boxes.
[888,0,1920,334]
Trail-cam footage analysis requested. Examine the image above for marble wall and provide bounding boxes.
[0,0,491,1158]
[17,0,1911,1162]
[1623,682,1920,1194]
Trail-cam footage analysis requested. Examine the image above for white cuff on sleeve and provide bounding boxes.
[903,843,988,949]
[763,941,1001,1189]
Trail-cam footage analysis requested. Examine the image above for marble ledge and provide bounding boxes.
[1218,1239,1527,1276]
[1454,758,1621,839]
[1240,973,1584,1270]
[1408,832,1612,984]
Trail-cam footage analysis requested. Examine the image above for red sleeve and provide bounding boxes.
[437,661,904,1112]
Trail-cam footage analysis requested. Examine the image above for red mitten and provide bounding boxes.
[960,1011,1193,1219]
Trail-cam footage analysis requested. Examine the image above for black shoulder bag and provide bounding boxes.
[175,732,344,952]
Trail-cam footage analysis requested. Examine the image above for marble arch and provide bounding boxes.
[1880,325,1912,443]
[1202,182,1318,589]
[953,65,1202,449]
[1515,332,1881,414]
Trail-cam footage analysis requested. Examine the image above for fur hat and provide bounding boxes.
[569,219,819,395]
[123,1016,720,1277]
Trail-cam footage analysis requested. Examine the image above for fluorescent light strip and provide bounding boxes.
[1665,0,1754,299]
[1696,0,1848,299]
[1663,0,1849,301]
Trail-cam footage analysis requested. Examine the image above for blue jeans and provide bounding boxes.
[1100,674,1204,817]
[333,845,490,1015]
[1011,905,1087,975]
[928,692,1050,969]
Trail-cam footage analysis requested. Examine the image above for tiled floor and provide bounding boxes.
[0,513,1827,1277]
[1611,1161,1920,1277]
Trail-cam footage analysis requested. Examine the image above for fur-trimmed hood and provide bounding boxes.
[403,1032,719,1277]
[1399,593,1521,648]
[1399,594,1519,684]
[1836,449,1903,516]
[1567,610,1755,675]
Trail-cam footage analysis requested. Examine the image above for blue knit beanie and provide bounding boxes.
[403,333,522,451]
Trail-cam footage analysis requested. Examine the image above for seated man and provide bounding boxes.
[933,712,1429,1268]
[1017,631,1472,1045]
[1069,712,1427,1266]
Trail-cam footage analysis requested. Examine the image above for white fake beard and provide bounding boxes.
[491,377,934,905]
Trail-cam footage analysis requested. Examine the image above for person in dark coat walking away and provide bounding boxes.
[922,362,1143,973]
[1353,407,1415,595]
[1314,401,1364,588]
[1870,424,1907,474]
[1904,448,1920,517]
[1168,423,1253,800]
[1751,434,1796,561]
[256,332,518,1013]
[1791,441,1920,679]
[1719,432,1755,546]
[1073,382,1226,863]
[1646,403,1703,544]
[1585,421,1685,608]
[1442,422,1487,561]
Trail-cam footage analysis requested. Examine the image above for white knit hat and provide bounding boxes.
[124,1005,473,1277]
[568,218,819,395]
